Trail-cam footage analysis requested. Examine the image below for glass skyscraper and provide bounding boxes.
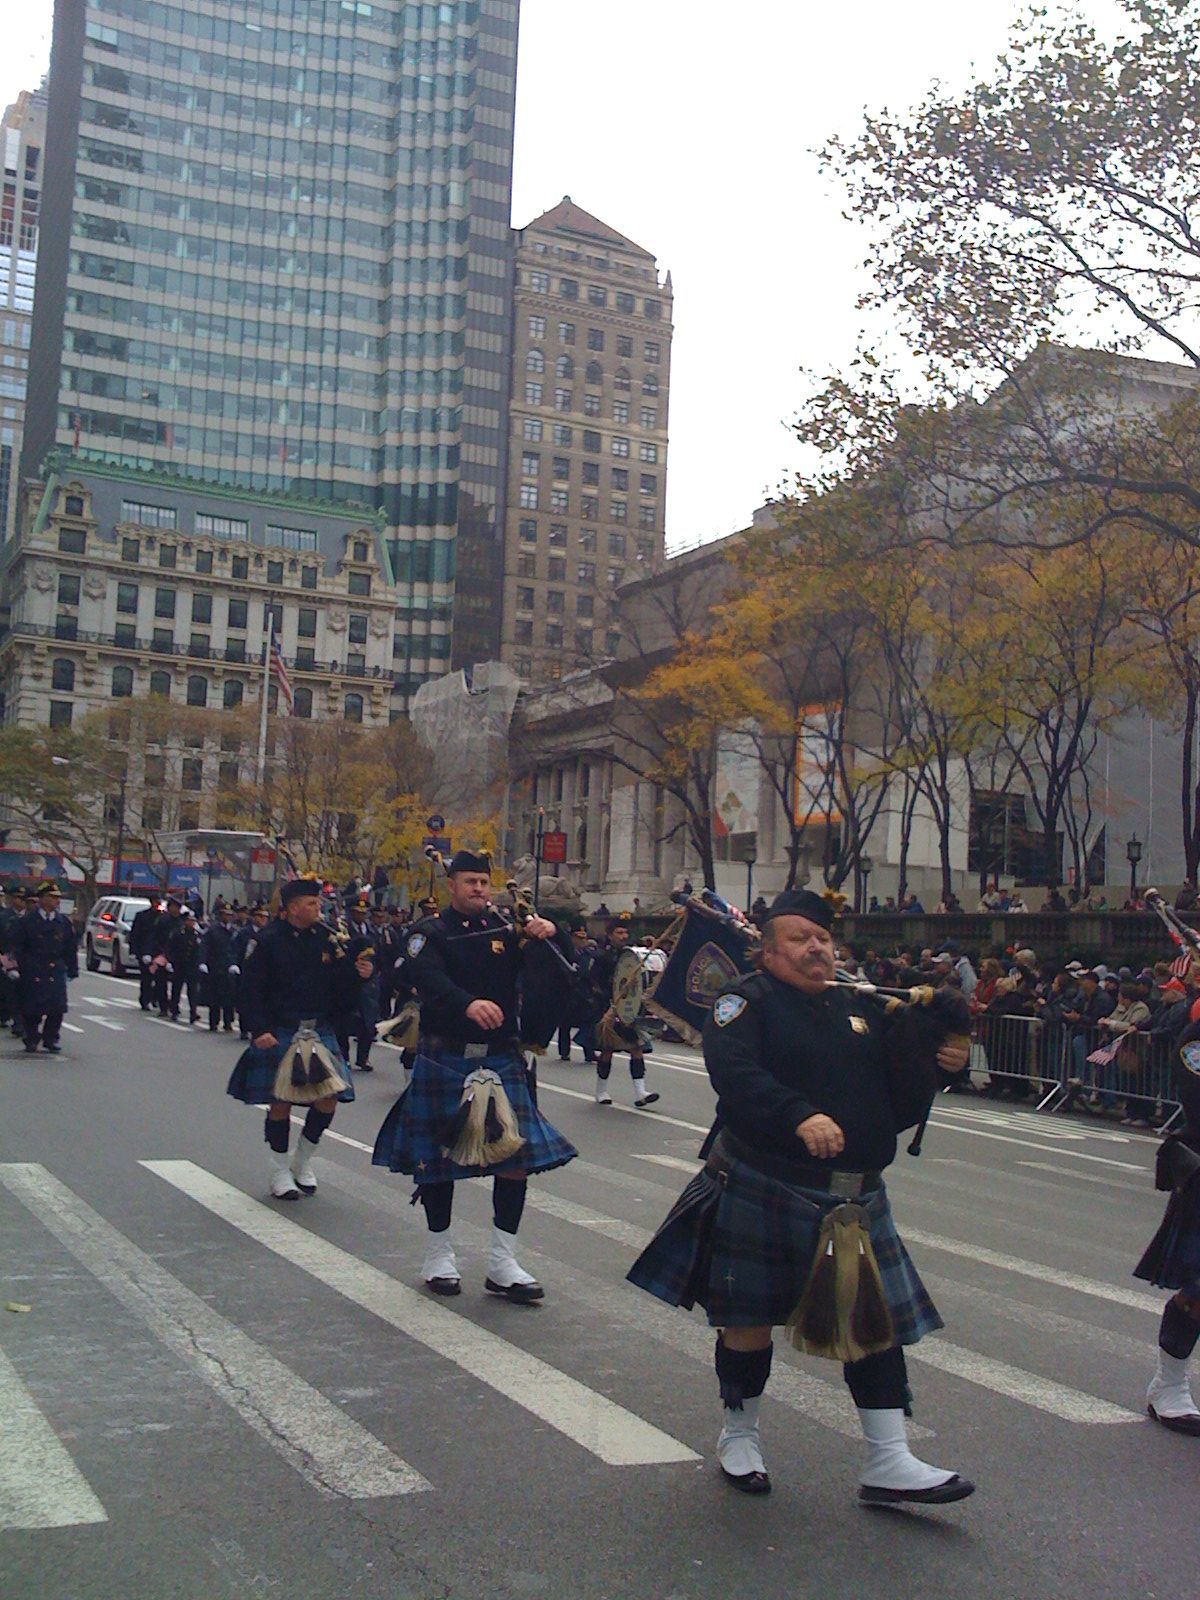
[24,0,519,688]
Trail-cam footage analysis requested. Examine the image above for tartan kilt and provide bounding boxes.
[226,1024,355,1106]
[626,1153,943,1340]
[1134,1192,1200,1295]
[371,1047,577,1183]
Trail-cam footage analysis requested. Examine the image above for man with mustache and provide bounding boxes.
[628,888,975,1507]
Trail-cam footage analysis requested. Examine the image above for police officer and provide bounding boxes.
[199,902,240,1031]
[147,895,183,1016]
[0,883,25,1031]
[232,902,268,1038]
[340,896,378,1071]
[165,905,201,1023]
[9,880,79,1053]
[372,850,577,1301]
[129,895,164,1011]
[628,889,975,1505]
[226,879,374,1199]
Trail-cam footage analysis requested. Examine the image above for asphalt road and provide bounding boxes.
[1,970,1192,1600]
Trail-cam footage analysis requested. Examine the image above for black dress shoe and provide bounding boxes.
[484,1277,545,1304]
[42,1042,62,1054]
[425,1276,462,1297]
[721,1466,772,1495]
[356,1062,374,1073]
[23,1042,38,1054]
[859,1474,976,1507]
[634,1090,660,1107]
[1148,1404,1200,1436]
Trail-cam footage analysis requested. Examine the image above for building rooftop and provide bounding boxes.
[519,196,656,262]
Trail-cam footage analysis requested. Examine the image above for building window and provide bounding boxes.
[219,761,240,791]
[552,456,570,481]
[225,640,246,663]
[225,597,247,630]
[553,424,574,446]
[582,461,600,486]
[141,799,163,831]
[582,430,601,454]
[617,334,634,357]
[575,627,593,655]
[266,602,283,634]
[640,473,658,496]
[640,408,657,430]
[550,489,569,513]
[55,615,78,641]
[521,451,540,477]
[639,442,659,463]
[517,587,535,611]
[578,560,595,584]
[152,629,173,652]
[529,269,549,292]
[612,468,629,491]
[52,658,75,692]
[301,566,318,590]
[643,373,659,395]
[232,555,249,579]
[293,686,313,718]
[580,529,597,553]
[181,758,203,792]
[612,437,630,458]
[558,321,575,344]
[526,348,545,373]
[606,631,622,654]
[559,277,578,300]
[616,293,635,315]
[525,381,542,406]
[348,614,368,646]
[548,556,566,581]
[58,573,81,607]
[528,314,546,338]
[549,524,568,547]
[49,700,73,728]
[189,635,210,659]
[637,539,655,562]
[613,401,629,424]
[581,496,598,521]
[195,549,213,574]
[644,300,663,320]
[149,671,171,698]
[295,647,315,670]
[344,693,364,723]
[610,500,627,522]
[644,341,661,363]
[587,327,605,351]
[523,416,543,441]
[547,591,565,615]
[639,504,657,529]
[577,593,594,618]
[266,560,284,585]
[514,655,532,678]
[517,553,536,578]
[297,608,317,639]
[65,495,84,517]
[519,483,539,510]
[585,361,603,387]
[267,525,319,552]
[614,368,631,392]
[581,393,599,416]
[224,679,244,709]
[555,354,573,379]
[178,803,200,831]
[111,665,133,697]
[159,545,177,569]
[587,284,607,307]
[154,587,176,619]
[608,567,622,587]
[554,388,572,412]
[114,622,136,648]
[609,533,627,558]
[191,593,212,624]
[545,622,564,648]
[121,536,140,561]
[348,571,371,596]
[515,620,533,645]
[122,499,175,529]
[58,527,86,554]
[186,675,208,708]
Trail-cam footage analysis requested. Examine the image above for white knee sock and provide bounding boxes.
[858,1408,953,1491]
[1148,1350,1199,1418]
[717,1397,766,1477]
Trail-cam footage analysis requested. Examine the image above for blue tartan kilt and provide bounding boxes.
[626,1154,943,1340]
[225,1025,355,1106]
[371,1047,577,1183]
[1135,1193,1200,1295]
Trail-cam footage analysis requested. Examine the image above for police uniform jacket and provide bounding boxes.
[128,905,162,961]
[344,922,382,1025]
[149,911,182,961]
[240,917,366,1039]
[165,919,201,979]
[199,920,239,978]
[11,908,79,1013]
[407,907,530,1046]
[0,902,20,955]
[703,971,951,1176]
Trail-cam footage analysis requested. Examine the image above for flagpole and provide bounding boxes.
[256,612,273,788]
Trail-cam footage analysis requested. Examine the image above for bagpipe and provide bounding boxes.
[1145,887,1200,967]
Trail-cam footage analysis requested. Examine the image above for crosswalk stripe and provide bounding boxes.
[902,1227,1163,1315]
[60,1022,84,1034]
[142,1160,699,1469]
[923,1117,1146,1171]
[631,1153,702,1176]
[537,1079,711,1136]
[0,1342,108,1531]
[0,1163,428,1500]
[78,1017,124,1031]
[910,1339,1138,1424]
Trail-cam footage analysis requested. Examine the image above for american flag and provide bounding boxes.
[270,636,294,715]
[1171,951,1194,980]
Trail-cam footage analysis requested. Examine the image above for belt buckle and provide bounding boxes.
[463,1042,488,1060]
[828,1169,863,1199]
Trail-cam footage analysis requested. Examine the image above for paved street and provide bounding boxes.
[1,970,1192,1600]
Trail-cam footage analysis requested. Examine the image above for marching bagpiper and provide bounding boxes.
[589,917,659,1108]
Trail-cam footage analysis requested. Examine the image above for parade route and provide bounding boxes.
[0,971,1192,1600]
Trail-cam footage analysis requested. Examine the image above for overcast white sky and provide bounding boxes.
[3,1,1124,549]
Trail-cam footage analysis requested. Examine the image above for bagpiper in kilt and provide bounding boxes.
[626,888,977,1507]
[371,849,577,1304]
[1134,1017,1200,1435]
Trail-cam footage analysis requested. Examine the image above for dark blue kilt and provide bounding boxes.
[627,1153,943,1339]
[1135,1192,1200,1295]
[371,1047,577,1183]
[225,1025,354,1106]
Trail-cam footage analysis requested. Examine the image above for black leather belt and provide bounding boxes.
[711,1129,882,1197]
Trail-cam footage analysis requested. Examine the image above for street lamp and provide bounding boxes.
[1126,834,1143,902]
[860,854,874,912]
[743,844,757,914]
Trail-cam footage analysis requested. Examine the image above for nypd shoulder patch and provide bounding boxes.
[1181,1039,1200,1077]
[407,932,426,956]
[713,993,747,1027]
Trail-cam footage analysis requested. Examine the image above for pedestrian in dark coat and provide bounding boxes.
[129,897,164,1011]
[0,884,25,1031]
[340,900,379,1070]
[148,897,184,1016]
[199,905,240,1031]
[9,881,78,1053]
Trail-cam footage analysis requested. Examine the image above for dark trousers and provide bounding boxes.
[152,966,171,1014]
[557,1021,572,1058]
[24,1008,64,1047]
[168,974,197,1019]
[208,988,235,1029]
[138,963,155,1009]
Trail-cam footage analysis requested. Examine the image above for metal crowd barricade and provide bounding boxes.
[970,1012,1063,1109]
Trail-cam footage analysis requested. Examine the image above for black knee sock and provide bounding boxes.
[1160,1297,1200,1360]
[629,1058,646,1081]
[302,1107,334,1146]
[493,1176,526,1234]
[264,1114,290,1153]
[844,1344,910,1412]
[596,1056,612,1081]
[419,1180,453,1233]
[714,1337,773,1410]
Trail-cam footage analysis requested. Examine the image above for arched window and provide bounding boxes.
[111,665,133,698]
[525,348,544,373]
[51,658,75,692]
[186,674,208,707]
[586,361,603,386]
[642,372,658,395]
[149,670,171,698]
[615,368,631,392]
[223,679,243,709]
[555,354,574,379]
[343,692,364,723]
[293,685,313,719]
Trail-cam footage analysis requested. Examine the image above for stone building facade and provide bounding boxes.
[0,84,45,542]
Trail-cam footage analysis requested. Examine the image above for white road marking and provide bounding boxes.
[925,1117,1147,1170]
[60,1023,84,1035]
[0,1342,108,1531]
[143,1160,699,1469]
[78,1017,124,1032]
[1017,1160,1147,1194]
[903,1226,1163,1314]
[0,1163,428,1500]
[911,1338,1139,1424]
[631,1153,701,1176]
[522,1188,650,1249]
[538,1079,710,1136]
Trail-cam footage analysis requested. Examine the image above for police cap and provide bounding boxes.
[280,878,322,906]
[762,889,835,932]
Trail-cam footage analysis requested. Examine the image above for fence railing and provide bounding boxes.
[840,910,1199,958]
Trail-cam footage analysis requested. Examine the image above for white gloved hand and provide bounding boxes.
[198,963,208,974]
[6,968,18,980]
[141,955,151,965]
[229,964,240,976]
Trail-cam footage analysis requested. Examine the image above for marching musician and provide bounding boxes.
[226,879,373,1200]
[371,849,577,1303]
[627,889,976,1505]
[589,918,660,1108]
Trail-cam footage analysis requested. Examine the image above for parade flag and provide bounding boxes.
[644,901,756,1046]
[1171,951,1194,980]
[270,636,294,715]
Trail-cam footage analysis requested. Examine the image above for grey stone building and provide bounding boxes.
[0,84,46,542]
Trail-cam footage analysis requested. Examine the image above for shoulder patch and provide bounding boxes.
[1180,1039,1200,1076]
[713,993,748,1027]
[407,932,426,956]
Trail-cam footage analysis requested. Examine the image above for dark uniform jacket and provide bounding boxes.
[240,918,365,1039]
[199,920,239,977]
[703,971,955,1176]
[11,908,79,1013]
[165,919,200,979]
[407,907,530,1045]
[128,905,162,962]
[149,911,182,962]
